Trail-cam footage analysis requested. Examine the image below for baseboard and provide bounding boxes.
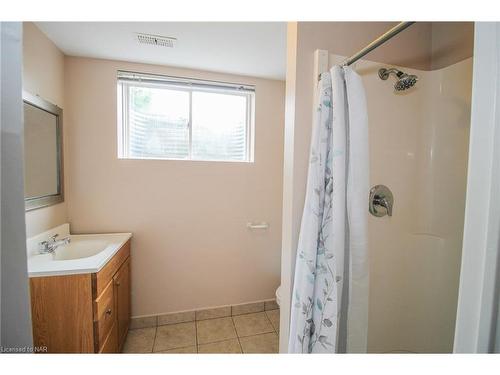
[130,298,279,330]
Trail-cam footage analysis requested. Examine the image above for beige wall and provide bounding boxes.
[23,22,284,317]
[64,57,285,316]
[431,22,474,70]
[298,22,433,70]
[296,22,473,72]
[281,22,473,353]
[23,22,68,238]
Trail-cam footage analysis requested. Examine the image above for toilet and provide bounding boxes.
[275,285,282,307]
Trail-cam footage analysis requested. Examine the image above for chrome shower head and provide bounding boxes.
[378,68,418,91]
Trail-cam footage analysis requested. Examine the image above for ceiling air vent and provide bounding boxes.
[136,33,176,48]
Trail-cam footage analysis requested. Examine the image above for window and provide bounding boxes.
[117,71,255,162]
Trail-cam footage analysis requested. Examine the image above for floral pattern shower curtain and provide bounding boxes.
[289,66,369,354]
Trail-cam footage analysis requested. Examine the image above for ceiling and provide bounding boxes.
[36,22,287,80]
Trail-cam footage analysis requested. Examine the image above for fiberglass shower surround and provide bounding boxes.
[287,50,472,354]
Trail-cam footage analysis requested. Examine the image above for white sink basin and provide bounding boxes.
[27,224,132,277]
[52,238,109,260]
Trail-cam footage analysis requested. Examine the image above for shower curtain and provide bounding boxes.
[288,66,369,354]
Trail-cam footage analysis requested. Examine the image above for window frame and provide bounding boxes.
[117,72,255,163]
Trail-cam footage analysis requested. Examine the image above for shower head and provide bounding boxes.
[378,68,418,91]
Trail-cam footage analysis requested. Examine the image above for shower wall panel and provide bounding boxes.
[328,54,472,353]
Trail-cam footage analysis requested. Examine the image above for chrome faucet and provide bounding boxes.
[369,185,394,217]
[38,234,71,254]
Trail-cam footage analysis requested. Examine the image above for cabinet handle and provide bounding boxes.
[115,281,121,286]
[105,308,112,315]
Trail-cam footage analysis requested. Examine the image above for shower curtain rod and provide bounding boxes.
[341,22,415,66]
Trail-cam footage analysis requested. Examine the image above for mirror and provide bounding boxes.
[23,92,64,211]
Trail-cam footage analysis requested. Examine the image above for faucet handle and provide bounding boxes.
[39,240,50,252]
[50,234,59,242]
[377,197,393,216]
[369,185,394,217]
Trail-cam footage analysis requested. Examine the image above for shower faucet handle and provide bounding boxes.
[369,185,394,217]
[374,196,392,216]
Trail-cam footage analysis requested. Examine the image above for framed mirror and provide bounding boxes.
[23,92,64,211]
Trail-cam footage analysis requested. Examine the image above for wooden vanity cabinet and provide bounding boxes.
[30,239,131,353]
[114,257,131,349]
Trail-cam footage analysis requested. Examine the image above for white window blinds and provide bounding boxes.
[117,71,255,162]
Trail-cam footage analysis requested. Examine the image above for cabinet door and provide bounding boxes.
[94,279,117,351]
[114,257,131,350]
[99,323,118,353]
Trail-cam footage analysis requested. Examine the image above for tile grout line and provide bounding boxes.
[194,320,199,353]
[159,345,196,354]
[262,310,277,336]
[199,337,242,347]
[231,316,244,354]
[266,312,280,353]
[151,321,158,353]
[252,313,280,354]
[230,305,245,354]
[265,310,279,335]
